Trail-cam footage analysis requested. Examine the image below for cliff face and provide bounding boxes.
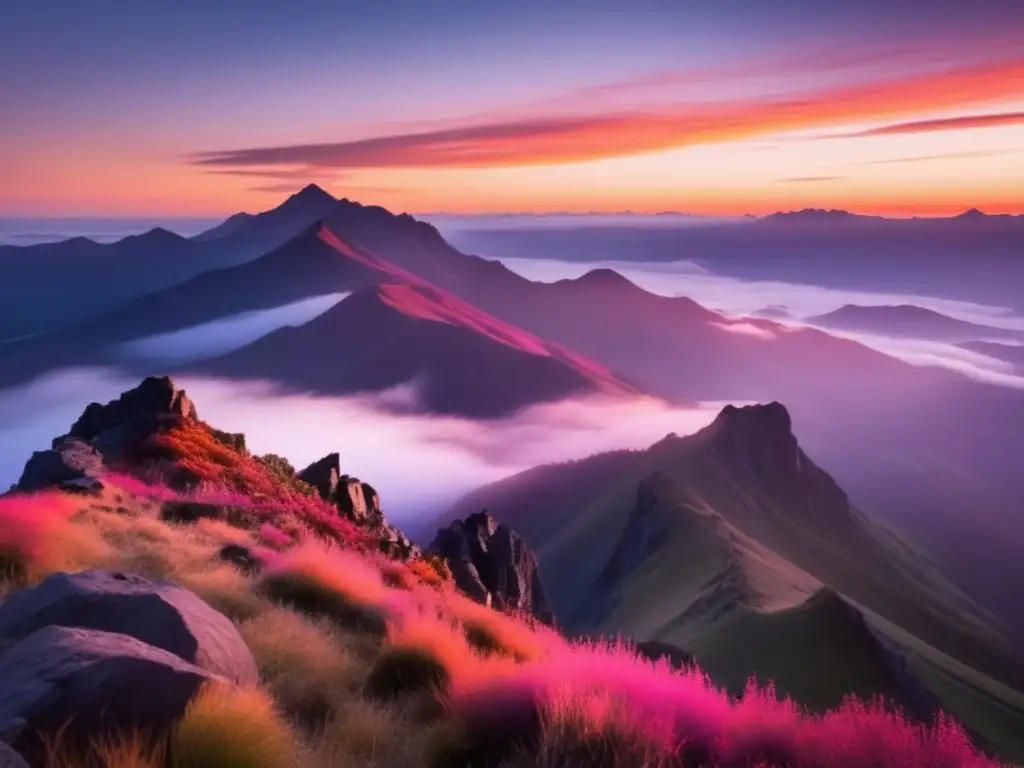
[429,511,553,625]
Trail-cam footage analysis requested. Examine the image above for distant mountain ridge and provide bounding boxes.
[0,184,340,339]
[807,304,1024,342]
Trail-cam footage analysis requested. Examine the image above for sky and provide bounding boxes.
[2,0,1023,216]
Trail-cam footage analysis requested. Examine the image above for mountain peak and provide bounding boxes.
[575,268,634,288]
[714,401,793,436]
[283,183,336,207]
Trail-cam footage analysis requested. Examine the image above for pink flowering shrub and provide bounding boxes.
[448,639,1008,768]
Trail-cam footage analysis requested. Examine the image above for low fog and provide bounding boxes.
[498,256,1024,387]
[118,293,350,364]
[0,368,727,526]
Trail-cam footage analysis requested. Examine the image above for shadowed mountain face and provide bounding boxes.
[440,403,1024,755]
[188,281,636,418]
[807,304,1024,343]
[0,184,339,340]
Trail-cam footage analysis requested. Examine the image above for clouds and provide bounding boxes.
[833,110,1024,139]
[118,293,350,364]
[0,368,726,525]
[494,255,1024,388]
[189,58,1024,174]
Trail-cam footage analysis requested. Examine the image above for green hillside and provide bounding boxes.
[442,402,1024,760]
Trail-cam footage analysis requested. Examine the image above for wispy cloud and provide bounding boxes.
[852,149,1016,166]
[188,58,1024,173]
[835,110,1024,138]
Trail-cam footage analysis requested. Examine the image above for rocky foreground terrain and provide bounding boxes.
[0,377,1010,767]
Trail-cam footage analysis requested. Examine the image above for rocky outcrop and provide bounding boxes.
[298,452,340,500]
[0,626,214,758]
[705,402,854,529]
[0,570,257,686]
[15,437,104,494]
[11,377,200,495]
[69,376,198,464]
[70,376,197,442]
[299,453,418,560]
[429,511,553,625]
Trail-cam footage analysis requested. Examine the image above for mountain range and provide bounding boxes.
[807,304,1024,343]
[3,185,1024,761]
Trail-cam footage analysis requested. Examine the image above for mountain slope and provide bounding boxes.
[0,185,339,339]
[188,282,637,417]
[807,304,1023,343]
[440,403,1024,756]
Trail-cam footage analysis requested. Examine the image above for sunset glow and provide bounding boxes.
[2,1,1023,216]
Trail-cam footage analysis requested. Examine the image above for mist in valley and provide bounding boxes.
[0,367,727,528]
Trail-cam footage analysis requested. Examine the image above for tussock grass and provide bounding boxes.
[39,729,166,768]
[0,493,110,589]
[170,682,298,768]
[239,607,360,726]
[257,544,390,635]
[365,645,451,701]
[4,472,1009,768]
[315,699,437,767]
[445,592,553,663]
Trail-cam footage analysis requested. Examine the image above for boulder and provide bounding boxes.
[0,570,257,686]
[66,376,198,462]
[298,453,340,501]
[15,437,103,493]
[429,511,553,624]
[0,626,214,757]
[0,743,28,768]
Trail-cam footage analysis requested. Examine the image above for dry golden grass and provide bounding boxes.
[444,591,553,663]
[314,699,447,768]
[257,543,392,636]
[0,493,112,590]
[239,607,362,726]
[86,733,167,768]
[170,682,298,768]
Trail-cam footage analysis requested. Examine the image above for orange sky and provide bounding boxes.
[3,34,1023,216]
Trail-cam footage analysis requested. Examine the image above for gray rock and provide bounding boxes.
[15,437,103,493]
[0,626,214,757]
[336,476,369,521]
[66,376,198,464]
[0,570,257,686]
[298,453,340,501]
[0,742,28,768]
[429,511,552,624]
